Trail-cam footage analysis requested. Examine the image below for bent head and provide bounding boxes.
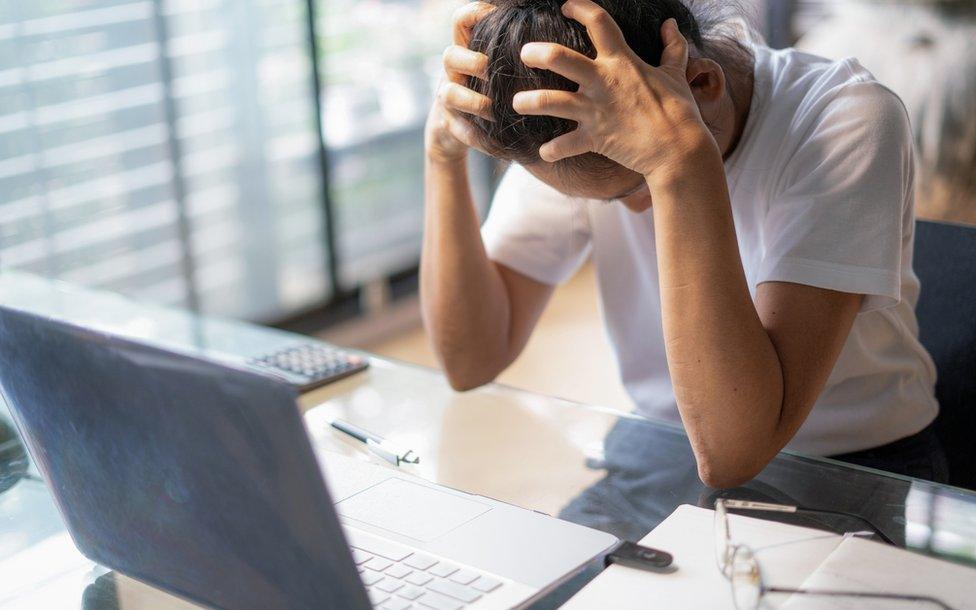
[467,0,750,210]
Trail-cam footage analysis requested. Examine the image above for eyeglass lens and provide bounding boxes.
[730,545,763,610]
[715,500,732,575]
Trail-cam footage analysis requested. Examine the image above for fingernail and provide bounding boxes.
[511,91,523,108]
[666,18,678,31]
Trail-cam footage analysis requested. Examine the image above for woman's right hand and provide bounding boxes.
[425,1,496,164]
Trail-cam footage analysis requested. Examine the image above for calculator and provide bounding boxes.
[247,343,369,392]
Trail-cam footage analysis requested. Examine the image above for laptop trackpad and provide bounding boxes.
[337,478,491,542]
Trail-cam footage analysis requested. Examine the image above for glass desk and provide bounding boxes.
[1,272,975,609]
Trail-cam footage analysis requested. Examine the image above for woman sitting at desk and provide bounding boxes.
[420,0,946,487]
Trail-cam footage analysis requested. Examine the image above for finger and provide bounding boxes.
[560,0,628,56]
[453,1,496,47]
[445,109,496,156]
[659,18,689,72]
[441,82,493,121]
[443,45,489,82]
[512,90,583,120]
[445,112,478,148]
[539,129,593,163]
[520,43,597,86]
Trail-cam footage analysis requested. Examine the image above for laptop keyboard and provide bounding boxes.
[348,533,505,609]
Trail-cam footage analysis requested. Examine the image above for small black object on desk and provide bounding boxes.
[605,541,674,572]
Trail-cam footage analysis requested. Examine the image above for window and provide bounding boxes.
[315,0,493,290]
[0,0,330,321]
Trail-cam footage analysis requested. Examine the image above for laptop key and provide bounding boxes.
[428,562,458,578]
[405,571,433,587]
[403,553,437,571]
[416,591,464,610]
[351,549,373,565]
[376,578,404,593]
[367,588,390,606]
[448,569,479,585]
[396,585,425,601]
[471,575,502,593]
[361,571,384,586]
[346,530,413,561]
[364,557,394,572]
[380,599,412,610]
[385,564,413,579]
[426,579,482,603]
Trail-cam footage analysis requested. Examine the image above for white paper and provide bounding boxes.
[782,536,976,610]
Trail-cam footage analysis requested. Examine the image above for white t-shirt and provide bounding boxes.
[481,45,939,456]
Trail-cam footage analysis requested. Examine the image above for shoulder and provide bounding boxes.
[819,65,910,139]
[486,164,592,233]
[482,164,594,286]
[771,48,912,147]
[758,49,913,190]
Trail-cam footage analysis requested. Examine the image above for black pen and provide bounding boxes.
[330,419,420,467]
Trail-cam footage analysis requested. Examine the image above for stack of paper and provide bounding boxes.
[563,505,976,609]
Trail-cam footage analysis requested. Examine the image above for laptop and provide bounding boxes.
[0,306,617,610]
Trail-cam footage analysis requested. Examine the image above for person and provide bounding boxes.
[420,0,948,488]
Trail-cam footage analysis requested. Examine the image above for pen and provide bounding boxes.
[330,419,420,467]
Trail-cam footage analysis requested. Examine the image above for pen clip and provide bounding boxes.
[366,438,420,467]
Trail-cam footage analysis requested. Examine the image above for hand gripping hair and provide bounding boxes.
[466,0,749,177]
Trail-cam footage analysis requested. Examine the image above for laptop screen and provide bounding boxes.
[0,306,370,610]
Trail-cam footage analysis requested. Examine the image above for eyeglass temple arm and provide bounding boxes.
[793,507,896,546]
[720,500,895,546]
[764,587,954,610]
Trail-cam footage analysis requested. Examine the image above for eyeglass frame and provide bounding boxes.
[717,499,894,551]
[714,499,955,610]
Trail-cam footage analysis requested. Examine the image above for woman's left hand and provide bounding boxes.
[513,0,717,183]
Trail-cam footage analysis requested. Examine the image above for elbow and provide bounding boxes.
[424,320,503,392]
[696,455,766,490]
[432,332,501,392]
[444,369,491,392]
[440,357,500,392]
[430,333,507,392]
[688,395,787,489]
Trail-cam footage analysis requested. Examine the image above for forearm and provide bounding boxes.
[649,147,786,487]
[500,2,859,486]
[421,155,512,389]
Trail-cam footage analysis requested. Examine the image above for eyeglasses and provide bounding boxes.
[714,498,894,576]
[714,499,955,610]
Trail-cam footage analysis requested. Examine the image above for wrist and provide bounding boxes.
[642,128,721,187]
[426,147,469,168]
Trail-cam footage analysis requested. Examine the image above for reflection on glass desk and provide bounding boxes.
[301,362,976,564]
[1,273,975,609]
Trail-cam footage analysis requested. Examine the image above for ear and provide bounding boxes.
[685,57,726,105]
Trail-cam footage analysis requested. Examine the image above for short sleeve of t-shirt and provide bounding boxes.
[481,164,592,286]
[758,77,914,312]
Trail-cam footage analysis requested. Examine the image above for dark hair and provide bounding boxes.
[467,0,752,176]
